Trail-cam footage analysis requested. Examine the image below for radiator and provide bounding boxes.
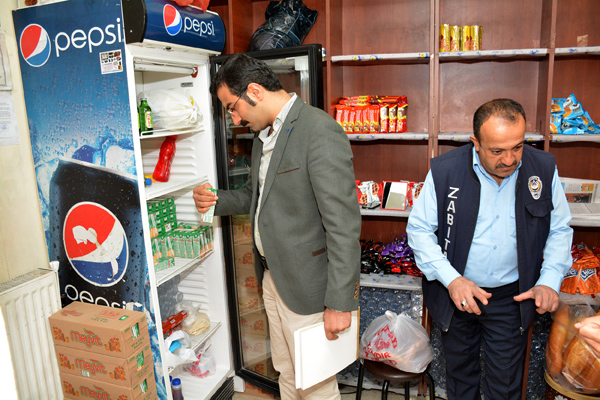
[0,268,62,399]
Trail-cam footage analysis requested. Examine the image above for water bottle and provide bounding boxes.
[172,378,184,400]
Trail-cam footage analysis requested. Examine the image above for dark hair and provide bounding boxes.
[210,53,284,100]
[473,98,526,140]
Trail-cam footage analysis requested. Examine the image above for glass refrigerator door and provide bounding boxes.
[211,44,323,395]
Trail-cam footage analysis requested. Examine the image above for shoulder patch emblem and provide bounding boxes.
[528,176,542,200]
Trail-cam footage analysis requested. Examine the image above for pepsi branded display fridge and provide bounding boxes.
[13,0,323,398]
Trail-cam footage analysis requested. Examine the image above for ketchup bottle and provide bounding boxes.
[153,136,176,182]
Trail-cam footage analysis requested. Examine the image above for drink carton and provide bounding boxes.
[60,369,156,400]
[54,342,153,387]
[49,301,149,357]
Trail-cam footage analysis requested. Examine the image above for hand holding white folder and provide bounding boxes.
[294,309,359,390]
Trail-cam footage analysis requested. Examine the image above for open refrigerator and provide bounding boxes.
[13,0,323,398]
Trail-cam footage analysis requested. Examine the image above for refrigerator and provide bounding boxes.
[12,0,323,398]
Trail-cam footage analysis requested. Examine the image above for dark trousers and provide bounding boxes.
[441,281,528,400]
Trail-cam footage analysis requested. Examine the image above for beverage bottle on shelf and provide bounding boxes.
[153,136,176,182]
[172,378,184,400]
[138,98,153,135]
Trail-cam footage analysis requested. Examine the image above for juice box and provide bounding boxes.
[49,301,149,357]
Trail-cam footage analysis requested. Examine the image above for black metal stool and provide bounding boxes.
[355,358,435,400]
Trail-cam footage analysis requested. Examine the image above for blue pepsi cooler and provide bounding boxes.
[122,0,226,53]
[50,158,147,308]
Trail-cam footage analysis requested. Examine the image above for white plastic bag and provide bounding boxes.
[139,89,201,130]
[185,341,216,378]
[164,330,198,369]
[359,310,433,373]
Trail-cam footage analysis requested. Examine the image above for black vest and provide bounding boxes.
[424,144,556,331]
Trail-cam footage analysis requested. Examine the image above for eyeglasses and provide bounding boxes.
[227,91,245,116]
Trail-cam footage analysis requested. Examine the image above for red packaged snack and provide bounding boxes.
[379,105,389,133]
[355,105,367,132]
[342,106,351,132]
[348,108,356,133]
[389,104,398,133]
[368,105,380,133]
[335,105,345,128]
[398,102,408,133]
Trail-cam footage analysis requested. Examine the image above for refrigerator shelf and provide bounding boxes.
[139,125,205,139]
[360,206,413,218]
[145,176,209,200]
[156,250,215,287]
[360,272,422,291]
[167,321,223,374]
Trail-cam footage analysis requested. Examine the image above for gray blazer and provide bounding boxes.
[215,97,361,315]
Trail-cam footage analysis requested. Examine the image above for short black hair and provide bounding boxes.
[210,53,284,98]
[473,98,526,141]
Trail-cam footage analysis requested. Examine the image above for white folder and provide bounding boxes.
[294,309,359,390]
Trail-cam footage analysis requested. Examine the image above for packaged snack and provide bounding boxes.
[389,104,398,133]
[368,105,380,133]
[550,113,562,134]
[398,102,408,133]
[348,108,356,133]
[379,105,389,133]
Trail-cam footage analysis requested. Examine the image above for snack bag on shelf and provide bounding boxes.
[560,243,600,295]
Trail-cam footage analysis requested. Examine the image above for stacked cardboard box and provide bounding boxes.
[49,302,157,400]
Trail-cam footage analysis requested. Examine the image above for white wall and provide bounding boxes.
[0,1,49,283]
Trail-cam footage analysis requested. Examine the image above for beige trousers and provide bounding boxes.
[262,270,341,400]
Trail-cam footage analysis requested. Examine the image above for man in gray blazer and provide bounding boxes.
[193,54,361,399]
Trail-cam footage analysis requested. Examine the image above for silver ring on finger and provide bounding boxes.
[461,300,468,308]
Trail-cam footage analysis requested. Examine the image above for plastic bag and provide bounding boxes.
[185,341,216,378]
[175,300,211,335]
[546,296,600,394]
[164,330,198,368]
[359,310,433,373]
[139,89,201,130]
[248,0,318,51]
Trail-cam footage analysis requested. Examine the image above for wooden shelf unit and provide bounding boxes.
[209,0,600,245]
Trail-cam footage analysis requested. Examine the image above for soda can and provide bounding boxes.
[450,26,461,52]
[440,24,450,52]
[461,25,472,51]
[50,158,147,308]
[472,25,482,51]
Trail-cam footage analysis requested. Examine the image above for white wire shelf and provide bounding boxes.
[551,134,600,143]
[439,48,548,60]
[145,176,208,200]
[156,249,214,287]
[347,133,428,141]
[360,273,422,291]
[555,46,600,56]
[437,132,545,142]
[360,207,412,218]
[331,52,430,63]
[139,125,204,139]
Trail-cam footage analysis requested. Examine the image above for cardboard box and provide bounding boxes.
[60,370,156,400]
[240,312,269,336]
[236,264,260,293]
[234,243,255,269]
[49,302,149,357]
[54,342,153,387]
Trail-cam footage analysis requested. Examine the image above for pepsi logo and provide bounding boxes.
[164,4,182,36]
[63,202,128,287]
[20,24,51,67]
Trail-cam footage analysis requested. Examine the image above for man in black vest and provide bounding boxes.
[407,98,573,400]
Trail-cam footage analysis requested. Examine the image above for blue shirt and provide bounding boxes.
[407,146,573,292]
